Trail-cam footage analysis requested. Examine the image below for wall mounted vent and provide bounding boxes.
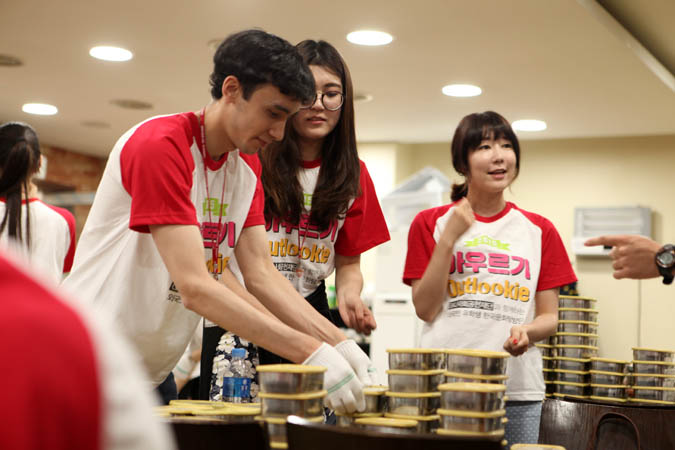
[572,206,651,256]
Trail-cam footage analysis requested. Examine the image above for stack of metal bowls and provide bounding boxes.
[256,364,327,449]
[383,348,445,433]
[336,385,387,428]
[535,343,556,398]
[587,357,629,404]
[436,382,507,441]
[628,347,675,406]
[444,349,510,385]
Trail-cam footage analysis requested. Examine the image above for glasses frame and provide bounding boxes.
[300,91,344,111]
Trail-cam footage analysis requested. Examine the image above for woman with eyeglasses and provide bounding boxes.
[203,40,390,402]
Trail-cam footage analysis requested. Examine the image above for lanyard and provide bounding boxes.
[200,107,227,279]
[295,215,310,279]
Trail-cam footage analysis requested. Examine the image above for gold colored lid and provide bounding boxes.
[258,390,326,400]
[363,385,388,396]
[435,428,505,438]
[627,398,675,405]
[511,444,567,449]
[559,307,598,313]
[553,393,589,400]
[257,364,326,374]
[556,332,599,338]
[632,373,675,378]
[386,348,444,354]
[590,357,628,364]
[386,369,445,376]
[632,347,675,354]
[631,385,675,391]
[554,356,591,363]
[255,415,323,424]
[436,408,505,418]
[169,399,227,408]
[355,417,418,428]
[385,391,441,398]
[556,345,599,350]
[553,381,589,387]
[443,370,509,381]
[558,320,599,325]
[194,406,260,416]
[589,384,628,388]
[542,356,554,361]
[334,411,382,418]
[589,370,625,376]
[633,359,675,366]
[385,412,440,421]
[269,442,288,449]
[445,348,509,358]
[554,369,589,375]
[535,344,554,348]
[437,382,506,393]
[543,368,554,373]
[559,295,597,301]
[589,395,627,403]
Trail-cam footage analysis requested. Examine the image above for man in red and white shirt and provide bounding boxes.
[64,29,373,413]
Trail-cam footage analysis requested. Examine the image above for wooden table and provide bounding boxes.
[539,398,675,449]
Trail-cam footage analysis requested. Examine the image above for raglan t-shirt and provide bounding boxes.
[63,112,264,386]
[403,201,577,400]
[0,198,75,281]
[265,159,390,297]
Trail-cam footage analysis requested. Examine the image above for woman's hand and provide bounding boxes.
[503,325,530,356]
[441,198,475,244]
[338,293,377,335]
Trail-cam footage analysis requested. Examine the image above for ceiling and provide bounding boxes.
[1,0,674,158]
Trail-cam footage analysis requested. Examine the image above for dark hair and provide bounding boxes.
[209,29,315,104]
[450,111,521,201]
[261,40,360,230]
[0,122,41,248]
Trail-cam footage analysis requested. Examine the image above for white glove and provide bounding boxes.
[335,339,377,386]
[303,343,366,414]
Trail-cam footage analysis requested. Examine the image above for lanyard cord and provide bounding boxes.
[200,107,227,278]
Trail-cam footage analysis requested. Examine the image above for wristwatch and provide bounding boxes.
[655,244,675,285]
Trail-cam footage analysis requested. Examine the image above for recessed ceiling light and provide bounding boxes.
[0,54,22,67]
[110,99,153,110]
[354,93,374,103]
[442,84,482,97]
[81,120,111,129]
[22,103,58,116]
[346,30,393,46]
[512,119,547,132]
[89,46,133,62]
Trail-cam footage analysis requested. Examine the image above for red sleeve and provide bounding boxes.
[334,161,390,256]
[519,210,577,291]
[0,254,101,450]
[44,204,76,272]
[240,153,265,228]
[120,116,198,233]
[402,205,452,285]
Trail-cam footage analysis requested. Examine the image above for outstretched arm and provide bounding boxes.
[585,234,663,280]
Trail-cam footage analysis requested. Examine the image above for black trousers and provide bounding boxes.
[199,281,333,400]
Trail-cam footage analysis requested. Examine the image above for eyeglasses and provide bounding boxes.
[300,91,344,111]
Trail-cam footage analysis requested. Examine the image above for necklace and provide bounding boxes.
[200,107,227,279]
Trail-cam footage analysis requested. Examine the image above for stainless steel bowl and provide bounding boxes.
[631,373,675,388]
[631,386,675,402]
[555,369,589,384]
[445,349,509,376]
[556,345,598,359]
[555,356,590,372]
[387,369,444,393]
[590,358,628,373]
[444,371,508,385]
[436,408,505,432]
[386,391,440,416]
[558,308,599,322]
[384,413,439,433]
[259,391,326,417]
[632,347,675,363]
[590,384,628,398]
[257,364,325,394]
[535,344,555,358]
[632,360,675,375]
[355,417,418,434]
[553,381,589,396]
[555,333,598,347]
[257,416,323,444]
[590,371,626,385]
[363,386,388,413]
[387,349,446,371]
[558,320,599,334]
[542,356,556,370]
[335,412,382,427]
[438,382,505,412]
[543,369,556,382]
[559,295,597,309]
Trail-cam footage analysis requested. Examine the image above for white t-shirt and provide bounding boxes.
[0,198,75,282]
[266,159,390,297]
[63,112,265,386]
[404,201,576,400]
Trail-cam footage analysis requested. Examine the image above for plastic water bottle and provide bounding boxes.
[222,348,251,403]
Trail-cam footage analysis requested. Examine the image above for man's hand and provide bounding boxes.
[585,235,661,280]
[338,294,377,335]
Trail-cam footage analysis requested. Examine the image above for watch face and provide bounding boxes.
[657,251,675,267]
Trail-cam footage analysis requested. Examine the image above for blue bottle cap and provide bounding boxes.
[232,348,246,358]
